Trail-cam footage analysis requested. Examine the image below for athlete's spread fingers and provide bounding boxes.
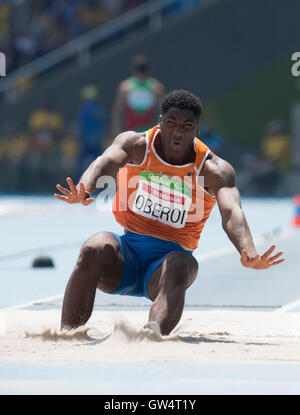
[271,258,285,266]
[241,250,248,264]
[261,245,276,260]
[56,184,70,196]
[268,251,283,262]
[251,254,260,263]
[66,177,77,193]
[78,182,88,203]
[82,197,94,206]
[54,193,68,202]
[241,250,247,259]
[78,182,86,197]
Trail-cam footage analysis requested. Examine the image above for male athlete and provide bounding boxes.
[54,89,285,336]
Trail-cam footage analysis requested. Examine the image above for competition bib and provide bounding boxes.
[127,89,155,112]
[132,171,192,228]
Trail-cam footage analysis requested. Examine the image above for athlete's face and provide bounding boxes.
[159,107,199,164]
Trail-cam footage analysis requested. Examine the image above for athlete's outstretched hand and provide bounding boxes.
[54,177,94,206]
[241,245,285,269]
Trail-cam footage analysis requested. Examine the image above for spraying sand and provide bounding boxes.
[1,309,300,364]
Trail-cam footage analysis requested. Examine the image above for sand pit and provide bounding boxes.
[1,309,300,364]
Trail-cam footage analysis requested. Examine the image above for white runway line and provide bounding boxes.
[194,227,296,262]
[1,294,63,312]
[275,298,300,313]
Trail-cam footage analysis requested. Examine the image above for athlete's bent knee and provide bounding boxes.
[165,252,198,285]
[77,233,120,270]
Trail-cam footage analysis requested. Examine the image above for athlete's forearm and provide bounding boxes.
[222,206,257,257]
[78,152,124,194]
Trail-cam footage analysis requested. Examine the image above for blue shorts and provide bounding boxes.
[108,231,196,300]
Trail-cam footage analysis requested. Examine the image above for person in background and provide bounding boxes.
[28,101,64,153]
[28,101,64,191]
[111,54,165,137]
[200,123,226,157]
[76,85,107,181]
[261,120,291,174]
[77,0,111,30]
[237,120,290,196]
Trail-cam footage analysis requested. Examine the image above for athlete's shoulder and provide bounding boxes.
[114,130,147,165]
[202,151,236,189]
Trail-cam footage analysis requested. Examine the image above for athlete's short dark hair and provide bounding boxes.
[161,89,203,119]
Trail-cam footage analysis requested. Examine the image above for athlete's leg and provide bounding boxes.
[61,232,123,330]
[146,251,198,335]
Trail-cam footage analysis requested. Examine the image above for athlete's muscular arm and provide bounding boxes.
[202,153,285,269]
[79,131,145,192]
[54,131,146,205]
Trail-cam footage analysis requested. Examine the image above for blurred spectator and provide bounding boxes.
[60,123,78,177]
[3,128,31,191]
[261,120,291,173]
[0,0,203,77]
[237,152,280,196]
[48,1,82,42]
[29,101,64,151]
[76,85,107,180]
[0,2,11,40]
[236,120,291,196]
[14,75,36,95]
[200,123,226,157]
[7,131,29,164]
[0,0,147,75]
[111,54,165,136]
[26,102,64,190]
[77,0,111,30]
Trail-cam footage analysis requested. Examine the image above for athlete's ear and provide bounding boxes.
[196,123,200,136]
[158,114,162,127]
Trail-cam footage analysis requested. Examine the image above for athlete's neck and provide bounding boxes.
[155,134,195,165]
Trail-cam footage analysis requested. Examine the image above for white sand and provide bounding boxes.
[0,309,300,364]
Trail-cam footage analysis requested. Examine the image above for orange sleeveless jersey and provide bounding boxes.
[112,126,216,251]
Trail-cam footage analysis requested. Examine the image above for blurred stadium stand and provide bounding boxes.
[0,0,299,195]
